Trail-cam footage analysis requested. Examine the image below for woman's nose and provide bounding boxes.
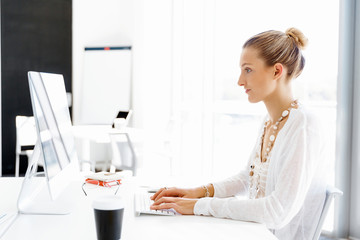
[238,74,244,86]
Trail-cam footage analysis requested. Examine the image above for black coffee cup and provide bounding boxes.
[93,196,125,240]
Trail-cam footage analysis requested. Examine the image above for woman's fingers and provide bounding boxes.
[153,188,174,201]
[150,197,197,215]
[152,196,176,206]
[150,187,166,200]
[150,197,179,214]
[151,187,183,201]
[150,202,176,210]
[150,197,178,212]
[152,189,167,201]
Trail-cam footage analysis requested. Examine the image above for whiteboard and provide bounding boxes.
[79,47,132,125]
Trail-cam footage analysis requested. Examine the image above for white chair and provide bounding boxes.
[89,139,112,172]
[109,132,137,176]
[312,186,343,240]
[15,116,37,177]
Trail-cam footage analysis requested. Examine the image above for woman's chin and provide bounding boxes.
[247,96,261,104]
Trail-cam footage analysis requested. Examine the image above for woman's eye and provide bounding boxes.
[246,68,252,73]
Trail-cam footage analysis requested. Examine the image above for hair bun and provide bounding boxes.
[285,27,308,50]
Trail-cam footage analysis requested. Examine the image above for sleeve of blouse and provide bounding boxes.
[194,117,322,229]
[211,170,249,198]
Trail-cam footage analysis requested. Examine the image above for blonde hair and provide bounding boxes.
[243,28,308,79]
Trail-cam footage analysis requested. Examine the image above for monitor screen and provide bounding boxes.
[17,72,79,215]
[28,72,77,180]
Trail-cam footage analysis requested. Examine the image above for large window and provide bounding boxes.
[136,0,339,234]
[167,0,339,233]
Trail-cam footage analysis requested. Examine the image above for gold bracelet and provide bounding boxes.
[202,185,210,197]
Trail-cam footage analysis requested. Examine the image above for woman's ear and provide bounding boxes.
[273,63,284,80]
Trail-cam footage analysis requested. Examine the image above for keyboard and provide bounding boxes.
[0,212,18,238]
[134,191,178,216]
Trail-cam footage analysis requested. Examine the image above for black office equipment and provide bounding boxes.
[1,0,72,176]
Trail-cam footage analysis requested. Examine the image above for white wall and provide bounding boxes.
[72,0,134,125]
[72,0,174,173]
[72,0,172,131]
[137,0,173,131]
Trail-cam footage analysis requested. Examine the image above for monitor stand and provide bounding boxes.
[17,141,80,215]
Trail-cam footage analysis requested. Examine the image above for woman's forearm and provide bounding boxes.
[193,183,214,198]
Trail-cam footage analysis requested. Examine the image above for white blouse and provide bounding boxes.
[250,154,270,199]
[194,106,328,240]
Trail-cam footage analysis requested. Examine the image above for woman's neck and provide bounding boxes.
[263,87,294,124]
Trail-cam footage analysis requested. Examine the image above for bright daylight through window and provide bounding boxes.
[164,0,338,233]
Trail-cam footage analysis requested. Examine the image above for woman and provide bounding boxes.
[150,28,327,240]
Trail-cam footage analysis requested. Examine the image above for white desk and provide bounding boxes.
[0,177,277,240]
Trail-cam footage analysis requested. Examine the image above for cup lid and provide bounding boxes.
[92,196,125,210]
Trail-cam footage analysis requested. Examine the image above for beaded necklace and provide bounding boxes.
[249,100,298,199]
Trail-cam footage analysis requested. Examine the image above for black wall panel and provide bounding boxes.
[1,0,72,175]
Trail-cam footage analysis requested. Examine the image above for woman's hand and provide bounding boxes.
[150,197,198,215]
[150,187,202,202]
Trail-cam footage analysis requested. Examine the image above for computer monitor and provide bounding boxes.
[17,71,80,215]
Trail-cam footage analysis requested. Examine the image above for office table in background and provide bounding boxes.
[0,177,278,240]
[72,125,143,171]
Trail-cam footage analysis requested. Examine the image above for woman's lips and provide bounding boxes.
[245,89,251,94]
